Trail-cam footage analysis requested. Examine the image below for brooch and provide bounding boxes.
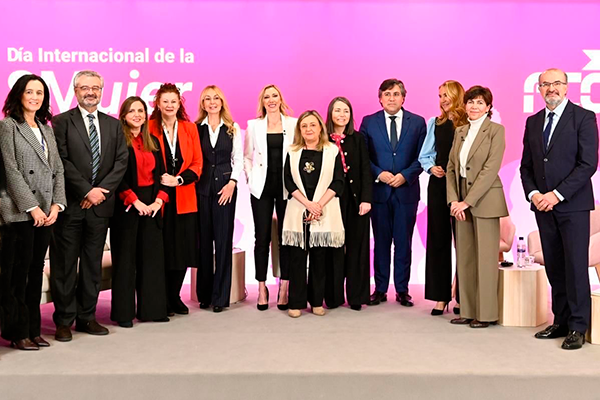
[303,161,315,174]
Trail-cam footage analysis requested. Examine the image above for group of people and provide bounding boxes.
[0,67,596,352]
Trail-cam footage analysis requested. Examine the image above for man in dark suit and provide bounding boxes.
[520,68,598,350]
[50,70,128,341]
[360,78,426,306]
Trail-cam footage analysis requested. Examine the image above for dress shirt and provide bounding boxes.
[459,113,487,178]
[30,127,48,159]
[201,117,243,182]
[384,109,403,142]
[419,117,437,174]
[527,98,569,202]
[78,105,101,155]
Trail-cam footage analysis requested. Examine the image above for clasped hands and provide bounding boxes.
[450,201,470,221]
[531,192,559,212]
[132,198,163,217]
[30,204,61,227]
[81,187,109,209]
[379,171,406,187]
[304,201,323,222]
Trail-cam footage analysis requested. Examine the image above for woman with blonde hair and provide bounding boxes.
[244,84,297,311]
[282,110,344,318]
[419,80,468,316]
[195,85,242,313]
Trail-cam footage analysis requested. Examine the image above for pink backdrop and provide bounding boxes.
[2,0,600,284]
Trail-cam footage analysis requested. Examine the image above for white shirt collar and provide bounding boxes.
[384,109,403,120]
[201,117,224,134]
[545,98,568,119]
[78,105,99,121]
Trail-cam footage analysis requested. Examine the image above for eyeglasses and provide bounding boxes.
[76,86,103,93]
[538,81,566,89]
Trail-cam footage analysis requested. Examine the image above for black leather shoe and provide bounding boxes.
[75,320,109,336]
[199,302,210,309]
[561,331,585,350]
[118,321,133,328]
[11,338,39,351]
[396,292,414,307]
[153,317,170,322]
[535,324,569,339]
[213,306,224,313]
[470,320,498,328]
[31,336,50,347]
[173,300,189,315]
[55,325,73,342]
[350,305,362,311]
[368,291,387,306]
[450,317,473,325]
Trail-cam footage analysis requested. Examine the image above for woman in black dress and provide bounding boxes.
[149,84,203,316]
[418,80,467,315]
[324,97,372,311]
[110,96,170,327]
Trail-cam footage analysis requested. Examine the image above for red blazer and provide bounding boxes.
[149,119,203,214]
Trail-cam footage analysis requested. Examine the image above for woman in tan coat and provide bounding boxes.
[446,86,508,328]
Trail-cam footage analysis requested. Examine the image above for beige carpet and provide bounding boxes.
[1,284,599,400]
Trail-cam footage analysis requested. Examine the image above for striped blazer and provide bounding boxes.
[0,116,66,223]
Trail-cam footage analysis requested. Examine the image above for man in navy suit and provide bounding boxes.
[520,68,598,350]
[360,78,426,306]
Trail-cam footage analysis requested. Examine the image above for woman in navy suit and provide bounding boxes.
[110,96,170,328]
[325,97,372,310]
[0,74,66,350]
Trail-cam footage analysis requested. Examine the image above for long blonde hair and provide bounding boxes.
[196,85,237,136]
[437,80,467,128]
[256,84,293,119]
[291,110,329,151]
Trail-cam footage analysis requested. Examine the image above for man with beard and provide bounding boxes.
[50,70,128,341]
[520,68,598,350]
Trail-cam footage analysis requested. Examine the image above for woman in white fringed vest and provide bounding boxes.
[282,110,345,318]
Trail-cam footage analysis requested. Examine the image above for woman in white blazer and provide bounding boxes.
[0,74,66,350]
[244,84,296,311]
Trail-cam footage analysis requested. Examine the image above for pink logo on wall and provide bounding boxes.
[2,0,599,284]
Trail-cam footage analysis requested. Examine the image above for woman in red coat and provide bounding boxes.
[149,83,203,316]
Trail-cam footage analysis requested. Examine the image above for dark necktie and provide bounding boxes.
[88,114,100,184]
[543,112,555,150]
[389,116,397,149]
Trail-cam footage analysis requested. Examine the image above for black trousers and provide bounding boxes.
[339,185,371,307]
[250,168,289,281]
[110,187,168,322]
[424,175,459,303]
[0,221,51,341]
[288,229,344,309]
[196,186,237,308]
[535,209,591,333]
[50,206,109,326]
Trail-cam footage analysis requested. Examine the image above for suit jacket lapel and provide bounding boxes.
[546,100,573,154]
[16,121,51,169]
[396,110,411,150]
[375,111,392,151]
[531,110,546,156]
[98,112,111,167]
[71,108,92,153]
[258,116,268,154]
[467,118,491,163]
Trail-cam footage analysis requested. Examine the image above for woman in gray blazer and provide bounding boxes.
[0,74,66,350]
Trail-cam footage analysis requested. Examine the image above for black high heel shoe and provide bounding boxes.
[257,286,269,311]
[277,281,289,310]
[431,302,449,316]
[453,305,460,315]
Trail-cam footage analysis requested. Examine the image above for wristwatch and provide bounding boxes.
[176,176,184,186]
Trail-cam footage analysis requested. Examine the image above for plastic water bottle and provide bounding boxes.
[516,237,526,268]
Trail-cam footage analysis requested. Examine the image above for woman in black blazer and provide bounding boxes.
[325,97,373,310]
[0,74,66,350]
[110,96,169,327]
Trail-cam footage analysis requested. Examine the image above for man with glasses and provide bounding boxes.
[360,78,426,307]
[50,70,128,341]
[520,68,598,350]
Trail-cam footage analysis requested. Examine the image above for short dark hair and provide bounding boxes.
[378,78,407,98]
[464,85,493,118]
[325,96,356,136]
[2,74,52,125]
